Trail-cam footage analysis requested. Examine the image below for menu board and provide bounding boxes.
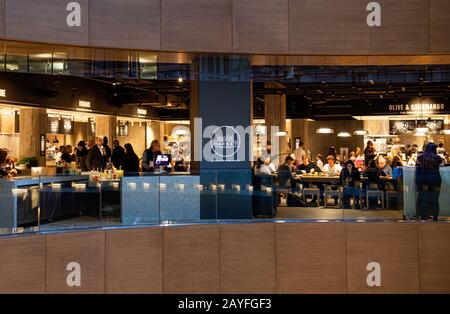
[47,116,60,134]
[117,121,129,137]
[390,119,444,135]
[87,118,96,136]
[60,116,74,134]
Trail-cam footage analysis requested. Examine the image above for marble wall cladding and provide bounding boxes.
[121,176,160,225]
[159,176,201,222]
[121,175,201,224]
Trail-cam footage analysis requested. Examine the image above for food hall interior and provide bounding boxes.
[1,40,450,231]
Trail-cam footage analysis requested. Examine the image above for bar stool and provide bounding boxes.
[324,187,343,208]
[302,187,320,206]
[366,189,384,209]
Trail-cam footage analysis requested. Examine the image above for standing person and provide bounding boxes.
[103,136,112,161]
[111,139,126,170]
[315,154,324,172]
[142,140,162,172]
[416,143,442,221]
[122,143,140,176]
[437,142,446,157]
[340,160,362,209]
[364,141,376,166]
[76,141,89,171]
[86,136,108,171]
[293,140,306,167]
[354,147,362,158]
[327,146,337,159]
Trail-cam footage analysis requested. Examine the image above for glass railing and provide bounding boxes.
[1,166,449,236]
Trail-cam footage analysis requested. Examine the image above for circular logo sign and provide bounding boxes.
[210,126,241,158]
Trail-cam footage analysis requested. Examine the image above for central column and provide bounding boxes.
[190,55,253,219]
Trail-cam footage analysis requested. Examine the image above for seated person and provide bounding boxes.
[277,155,295,189]
[323,155,342,176]
[364,159,382,189]
[377,156,392,176]
[254,156,272,176]
[340,160,362,209]
[296,156,321,174]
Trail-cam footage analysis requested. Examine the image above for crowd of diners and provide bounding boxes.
[59,136,189,175]
[253,139,448,220]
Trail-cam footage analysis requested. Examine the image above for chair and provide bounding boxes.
[386,190,399,210]
[366,189,384,209]
[302,187,320,206]
[324,187,343,208]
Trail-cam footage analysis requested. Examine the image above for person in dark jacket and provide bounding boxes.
[416,142,442,221]
[142,140,162,172]
[122,143,140,176]
[296,156,321,174]
[76,141,89,171]
[111,139,126,170]
[340,160,361,209]
[103,136,112,161]
[61,145,72,164]
[364,140,376,166]
[86,136,108,171]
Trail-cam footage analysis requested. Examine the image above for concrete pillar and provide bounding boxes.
[190,55,253,219]
[19,108,46,166]
[264,83,288,162]
[96,115,116,142]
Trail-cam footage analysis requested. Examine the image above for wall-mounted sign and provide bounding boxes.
[137,108,147,116]
[60,115,74,135]
[78,100,91,108]
[117,121,129,137]
[40,134,46,156]
[390,119,444,135]
[47,115,60,134]
[388,103,446,115]
[87,117,96,136]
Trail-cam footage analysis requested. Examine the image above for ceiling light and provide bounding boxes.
[337,132,352,137]
[415,127,428,133]
[414,132,427,137]
[178,77,183,83]
[353,130,368,136]
[274,130,288,137]
[442,130,450,135]
[316,128,334,134]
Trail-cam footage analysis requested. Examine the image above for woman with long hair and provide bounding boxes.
[123,143,140,176]
[142,140,162,172]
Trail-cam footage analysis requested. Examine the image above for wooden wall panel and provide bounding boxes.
[5,0,88,46]
[289,0,370,55]
[0,0,5,38]
[105,227,163,294]
[418,223,450,293]
[88,0,160,50]
[429,0,450,53]
[232,0,288,54]
[276,223,347,293]
[46,231,106,294]
[346,223,420,293]
[370,0,429,54]
[0,235,46,293]
[220,223,276,293]
[161,0,232,53]
[163,225,220,293]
